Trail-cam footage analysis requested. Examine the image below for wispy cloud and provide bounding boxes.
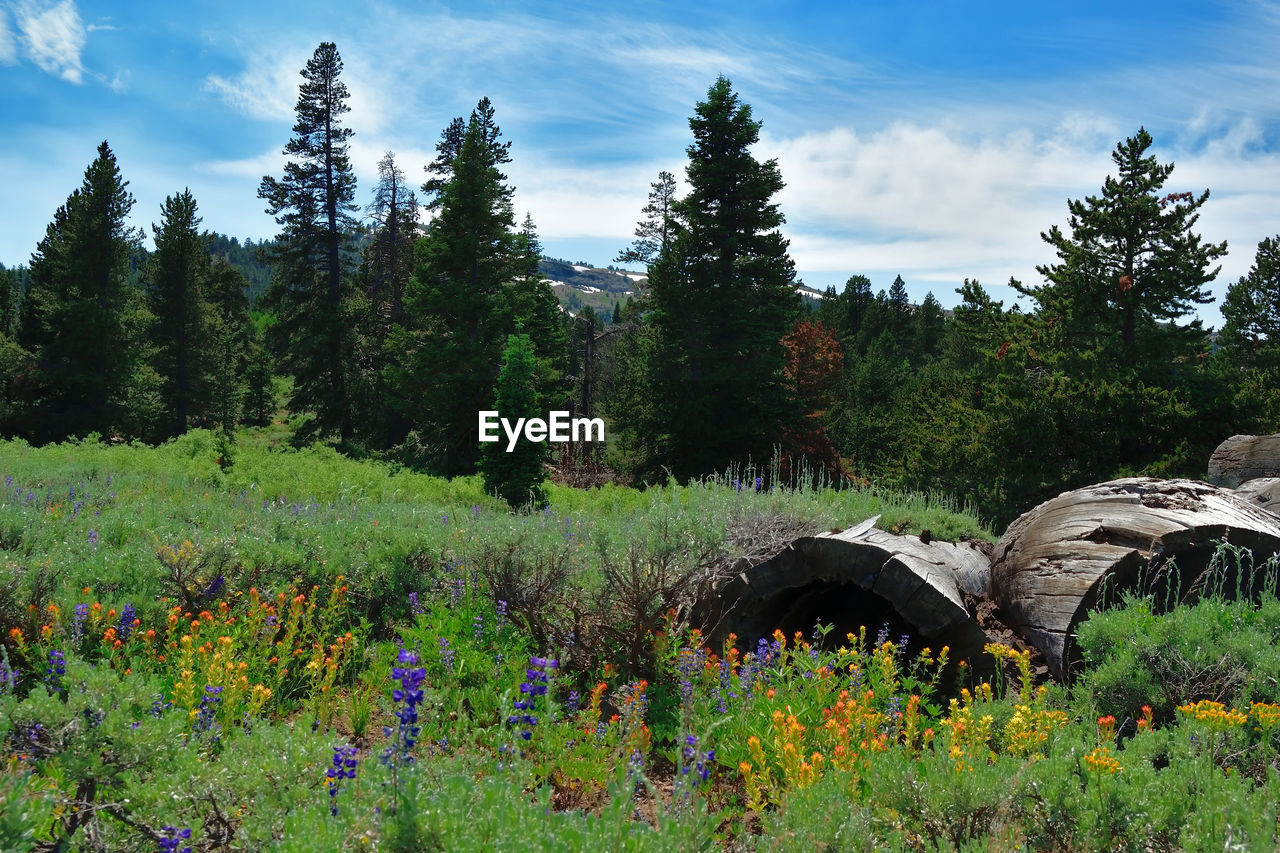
[203,48,309,120]
[0,7,17,65]
[13,0,86,83]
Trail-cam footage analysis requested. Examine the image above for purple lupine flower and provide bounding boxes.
[200,574,225,601]
[383,649,426,765]
[565,690,579,715]
[118,603,136,642]
[754,476,762,492]
[71,603,89,646]
[495,599,508,632]
[449,576,466,609]
[157,825,192,853]
[876,622,890,647]
[193,685,222,737]
[0,656,15,695]
[438,637,455,671]
[472,614,484,643]
[508,656,557,741]
[326,744,359,816]
[87,529,99,546]
[408,591,424,617]
[46,650,66,687]
[472,504,481,519]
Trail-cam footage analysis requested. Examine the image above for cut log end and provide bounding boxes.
[992,477,1280,681]
[695,522,998,681]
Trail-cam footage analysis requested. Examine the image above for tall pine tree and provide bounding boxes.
[18,141,154,442]
[1020,128,1225,376]
[146,189,210,439]
[258,42,358,441]
[639,76,800,480]
[390,98,521,476]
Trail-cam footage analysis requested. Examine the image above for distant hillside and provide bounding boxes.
[207,233,275,305]
[539,258,643,321]
[540,257,823,319]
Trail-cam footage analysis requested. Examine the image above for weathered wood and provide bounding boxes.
[1235,478,1280,517]
[697,521,997,677]
[1208,434,1280,488]
[991,477,1280,681]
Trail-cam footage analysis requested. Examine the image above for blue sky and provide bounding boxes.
[2,0,1279,325]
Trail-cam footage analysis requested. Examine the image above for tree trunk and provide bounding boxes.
[990,477,1280,681]
[696,519,998,679]
[1208,434,1280,488]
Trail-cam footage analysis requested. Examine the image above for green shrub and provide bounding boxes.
[1075,590,1280,724]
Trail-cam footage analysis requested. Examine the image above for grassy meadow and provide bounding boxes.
[1,431,1279,851]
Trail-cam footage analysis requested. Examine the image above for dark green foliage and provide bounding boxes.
[350,152,420,450]
[506,214,568,410]
[206,234,273,305]
[204,258,253,434]
[1021,127,1224,378]
[257,42,359,443]
[389,98,524,476]
[480,335,548,509]
[1221,235,1280,428]
[146,189,211,439]
[620,77,801,481]
[614,170,677,270]
[16,141,156,443]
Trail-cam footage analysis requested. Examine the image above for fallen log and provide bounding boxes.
[1208,434,1280,488]
[1235,477,1280,517]
[991,478,1280,681]
[697,521,997,678]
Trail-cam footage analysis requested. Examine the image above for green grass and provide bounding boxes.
[3,435,1277,850]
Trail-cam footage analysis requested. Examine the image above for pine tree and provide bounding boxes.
[146,189,211,438]
[1021,128,1225,376]
[640,77,800,479]
[480,334,548,508]
[390,99,521,475]
[615,170,678,274]
[18,141,153,442]
[505,213,567,409]
[1222,235,1280,372]
[204,257,252,433]
[913,292,945,363]
[257,42,358,441]
[354,151,419,449]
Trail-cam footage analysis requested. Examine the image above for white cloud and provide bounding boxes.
[755,119,1280,324]
[0,8,17,65]
[203,49,308,120]
[14,0,86,83]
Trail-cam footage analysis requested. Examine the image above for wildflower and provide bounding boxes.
[87,529,99,546]
[194,685,223,736]
[46,649,66,687]
[71,603,89,646]
[327,744,359,816]
[438,637,455,672]
[384,649,426,765]
[157,825,192,853]
[509,656,558,741]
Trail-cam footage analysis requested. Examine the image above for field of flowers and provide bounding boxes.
[2,431,1280,851]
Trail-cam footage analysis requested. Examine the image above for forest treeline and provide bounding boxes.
[0,42,1278,526]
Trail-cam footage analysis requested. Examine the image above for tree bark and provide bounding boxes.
[990,477,1280,681]
[1208,434,1280,488]
[1234,477,1280,518]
